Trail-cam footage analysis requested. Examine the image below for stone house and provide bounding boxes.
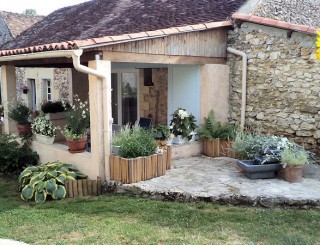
[229,0,320,154]
[0,11,72,110]
[0,0,319,180]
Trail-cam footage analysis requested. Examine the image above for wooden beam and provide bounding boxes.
[102,51,226,64]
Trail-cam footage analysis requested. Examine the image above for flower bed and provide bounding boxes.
[110,147,172,184]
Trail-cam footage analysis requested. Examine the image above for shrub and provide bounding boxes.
[232,131,292,159]
[41,101,70,113]
[112,125,157,158]
[0,134,38,174]
[152,124,170,141]
[198,110,237,141]
[8,103,31,125]
[19,161,87,204]
[281,147,309,167]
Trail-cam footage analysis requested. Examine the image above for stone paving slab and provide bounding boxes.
[107,156,320,208]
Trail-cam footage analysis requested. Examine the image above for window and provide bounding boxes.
[43,79,52,101]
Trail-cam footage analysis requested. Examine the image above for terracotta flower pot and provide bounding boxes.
[66,136,87,153]
[16,124,32,135]
[284,166,304,183]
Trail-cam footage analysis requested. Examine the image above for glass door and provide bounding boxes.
[111,71,138,126]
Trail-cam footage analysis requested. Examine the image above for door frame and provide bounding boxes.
[111,69,140,126]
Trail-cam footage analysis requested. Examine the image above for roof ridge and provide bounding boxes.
[232,13,318,35]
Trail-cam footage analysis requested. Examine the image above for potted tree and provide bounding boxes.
[62,96,89,153]
[280,146,309,183]
[198,110,237,157]
[31,114,59,144]
[169,108,197,145]
[8,103,32,135]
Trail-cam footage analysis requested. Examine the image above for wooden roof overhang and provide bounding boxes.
[0,21,233,67]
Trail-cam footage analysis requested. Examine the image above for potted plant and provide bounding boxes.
[31,114,59,144]
[280,146,309,183]
[169,108,197,144]
[8,103,32,135]
[198,110,237,157]
[62,96,89,153]
[110,125,171,183]
[20,83,29,94]
[152,124,170,148]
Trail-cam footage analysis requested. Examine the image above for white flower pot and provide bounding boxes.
[174,135,185,145]
[35,134,55,144]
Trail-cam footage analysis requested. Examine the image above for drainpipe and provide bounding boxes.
[71,50,110,180]
[227,47,247,128]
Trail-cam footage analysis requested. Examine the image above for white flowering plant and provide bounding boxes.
[32,114,59,137]
[62,95,89,141]
[169,108,197,139]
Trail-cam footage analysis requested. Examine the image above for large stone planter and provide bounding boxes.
[203,138,235,158]
[110,147,172,184]
[237,160,282,179]
[45,112,66,141]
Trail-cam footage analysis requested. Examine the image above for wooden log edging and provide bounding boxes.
[203,138,236,158]
[110,148,172,184]
[65,177,102,198]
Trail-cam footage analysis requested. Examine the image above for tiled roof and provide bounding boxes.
[0,11,43,38]
[0,20,232,56]
[232,13,318,35]
[0,0,247,50]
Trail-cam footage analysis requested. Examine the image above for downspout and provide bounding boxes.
[227,47,247,128]
[71,50,110,180]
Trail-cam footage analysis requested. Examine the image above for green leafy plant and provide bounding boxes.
[232,131,292,159]
[32,114,59,137]
[19,161,87,204]
[169,108,197,138]
[281,147,309,167]
[152,124,170,141]
[41,100,70,113]
[112,125,157,158]
[8,103,31,125]
[198,110,237,141]
[63,95,89,140]
[0,134,38,174]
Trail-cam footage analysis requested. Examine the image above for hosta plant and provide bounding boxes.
[18,161,87,204]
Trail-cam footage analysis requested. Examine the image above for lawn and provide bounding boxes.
[0,176,319,245]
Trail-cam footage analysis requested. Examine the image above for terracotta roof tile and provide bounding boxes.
[1,0,247,50]
[232,13,317,35]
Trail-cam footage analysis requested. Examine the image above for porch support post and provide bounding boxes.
[88,60,111,180]
[1,65,17,133]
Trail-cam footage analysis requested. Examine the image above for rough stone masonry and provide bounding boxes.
[227,22,320,153]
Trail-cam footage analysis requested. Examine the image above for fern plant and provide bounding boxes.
[18,161,87,204]
[198,110,237,141]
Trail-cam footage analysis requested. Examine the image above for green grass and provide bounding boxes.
[0,176,320,245]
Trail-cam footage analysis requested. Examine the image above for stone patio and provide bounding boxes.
[105,156,320,208]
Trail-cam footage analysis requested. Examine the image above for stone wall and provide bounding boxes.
[54,68,71,101]
[250,0,320,28]
[228,22,320,152]
[139,68,168,125]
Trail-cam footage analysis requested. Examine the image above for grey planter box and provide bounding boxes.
[237,160,282,179]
